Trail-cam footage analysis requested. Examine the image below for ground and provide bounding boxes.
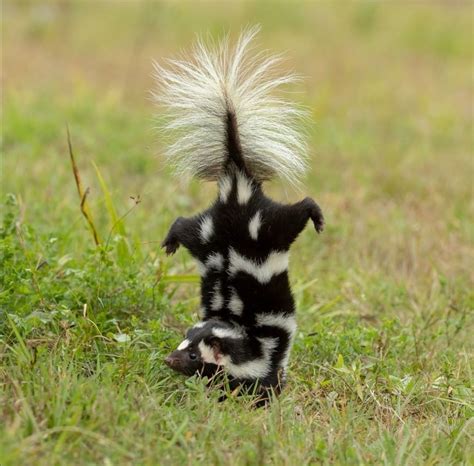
[1,2,473,465]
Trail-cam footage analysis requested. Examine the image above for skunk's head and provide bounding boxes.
[165,319,242,377]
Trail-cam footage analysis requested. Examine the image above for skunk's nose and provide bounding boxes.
[165,356,178,368]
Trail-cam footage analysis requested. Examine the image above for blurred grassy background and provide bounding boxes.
[1,1,473,464]
[3,1,472,287]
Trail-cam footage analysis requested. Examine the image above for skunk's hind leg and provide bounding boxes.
[303,197,324,234]
[270,197,324,248]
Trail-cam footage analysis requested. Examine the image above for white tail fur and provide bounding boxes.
[152,26,309,185]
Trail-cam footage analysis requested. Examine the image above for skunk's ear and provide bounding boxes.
[205,336,225,365]
[209,336,222,355]
[210,337,223,364]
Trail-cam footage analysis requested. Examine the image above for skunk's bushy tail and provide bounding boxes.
[152,26,309,185]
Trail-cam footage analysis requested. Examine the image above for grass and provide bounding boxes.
[1,1,473,464]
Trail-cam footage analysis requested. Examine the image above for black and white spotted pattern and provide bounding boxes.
[157,29,325,397]
[162,168,324,391]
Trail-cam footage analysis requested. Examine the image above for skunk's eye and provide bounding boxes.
[189,352,197,360]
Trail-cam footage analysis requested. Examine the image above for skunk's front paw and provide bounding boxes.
[161,237,179,255]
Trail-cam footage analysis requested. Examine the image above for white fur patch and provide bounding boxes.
[195,260,207,276]
[212,327,244,340]
[199,307,207,319]
[199,216,214,243]
[210,280,224,311]
[177,339,190,350]
[237,172,253,204]
[193,321,206,329]
[226,338,278,379]
[256,313,297,335]
[228,248,289,284]
[280,345,293,373]
[248,210,262,240]
[198,341,218,364]
[206,252,224,271]
[218,175,232,203]
[256,313,297,371]
[196,253,223,277]
[228,288,244,316]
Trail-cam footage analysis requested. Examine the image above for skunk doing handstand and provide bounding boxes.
[153,27,324,397]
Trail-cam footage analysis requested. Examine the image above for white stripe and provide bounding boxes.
[193,321,206,329]
[199,334,278,379]
[228,248,289,284]
[228,288,244,316]
[198,341,218,364]
[177,339,190,350]
[256,313,297,372]
[255,313,297,335]
[212,327,244,340]
[196,252,224,277]
[195,260,207,276]
[206,252,224,271]
[280,343,294,373]
[248,210,262,240]
[218,175,232,203]
[237,172,253,204]
[199,216,214,243]
[210,280,224,311]
[226,338,278,379]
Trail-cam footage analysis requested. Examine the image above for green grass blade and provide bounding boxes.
[92,161,130,263]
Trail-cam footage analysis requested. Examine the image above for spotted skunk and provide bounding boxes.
[154,27,324,397]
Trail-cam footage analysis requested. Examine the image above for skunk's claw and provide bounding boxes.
[312,212,324,234]
[162,237,179,255]
[302,197,324,234]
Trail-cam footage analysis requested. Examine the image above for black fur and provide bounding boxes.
[162,175,323,325]
[162,109,324,398]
